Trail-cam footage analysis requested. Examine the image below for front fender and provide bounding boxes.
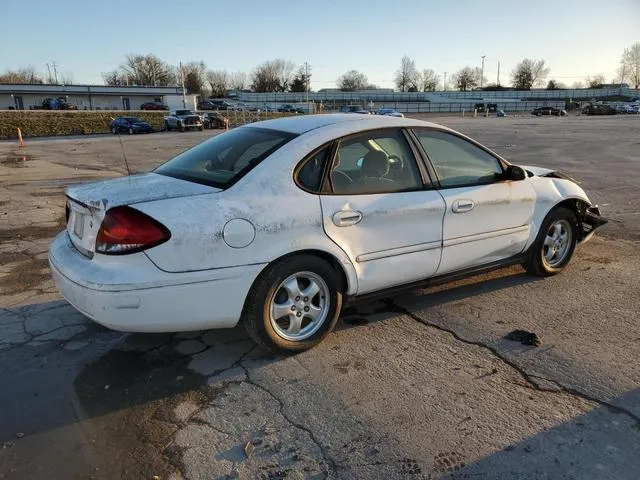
[527,176,606,247]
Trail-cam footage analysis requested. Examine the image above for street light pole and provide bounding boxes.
[480,55,486,88]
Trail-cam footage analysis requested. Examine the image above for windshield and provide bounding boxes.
[175,110,193,116]
[155,127,296,188]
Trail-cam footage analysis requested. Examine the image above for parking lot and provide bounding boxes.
[1,115,639,480]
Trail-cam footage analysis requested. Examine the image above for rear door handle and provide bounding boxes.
[452,199,475,213]
[332,210,363,227]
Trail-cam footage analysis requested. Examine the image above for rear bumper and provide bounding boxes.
[49,232,264,332]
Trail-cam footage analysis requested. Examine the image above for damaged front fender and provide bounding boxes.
[578,204,608,243]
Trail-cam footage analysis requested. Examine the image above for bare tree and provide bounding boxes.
[102,69,127,86]
[511,59,550,90]
[251,59,295,92]
[59,71,74,85]
[620,43,640,88]
[120,54,176,86]
[181,61,207,94]
[337,70,368,91]
[584,74,606,88]
[395,56,418,92]
[206,70,229,98]
[452,66,484,91]
[418,69,439,91]
[0,66,43,84]
[572,81,584,89]
[229,71,247,90]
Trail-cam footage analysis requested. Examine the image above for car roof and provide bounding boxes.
[243,113,441,135]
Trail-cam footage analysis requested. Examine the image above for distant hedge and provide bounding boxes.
[0,110,167,138]
[0,110,298,138]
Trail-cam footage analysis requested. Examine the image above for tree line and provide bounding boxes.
[1,43,638,92]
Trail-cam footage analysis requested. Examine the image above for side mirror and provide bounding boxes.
[505,165,526,181]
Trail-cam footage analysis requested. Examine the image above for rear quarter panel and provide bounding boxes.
[135,136,359,294]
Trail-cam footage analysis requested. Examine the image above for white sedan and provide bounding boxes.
[49,114,607,352]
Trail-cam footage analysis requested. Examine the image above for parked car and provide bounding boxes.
[40,97,77,110]
[474,103,498,113]
[340,105,370,114]
[531,106,566,116]
[277,104,304,113]
[110,117,153,135]
[200,112,227,129]
[199,100,234,111]
[164,110,203,131]
[50,114,606,352]
[582,104,617,116]
[376,108,404,118]
[140,102,168,110]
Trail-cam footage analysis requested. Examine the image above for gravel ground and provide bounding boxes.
[0,115,639,480]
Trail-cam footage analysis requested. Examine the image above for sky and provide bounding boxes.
[1,0,638,90]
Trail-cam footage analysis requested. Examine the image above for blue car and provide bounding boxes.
[110,117,154,135]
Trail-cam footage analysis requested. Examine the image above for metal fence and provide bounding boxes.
[236,87,633,104]
[372,101,566,113]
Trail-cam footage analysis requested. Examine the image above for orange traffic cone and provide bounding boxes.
[17,128,25,147]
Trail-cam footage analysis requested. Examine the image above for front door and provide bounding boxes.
[320,128,446,294]
[412,129,536,275]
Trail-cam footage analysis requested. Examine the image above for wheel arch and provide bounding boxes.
[239,248,354,325]
[547,197,595,242]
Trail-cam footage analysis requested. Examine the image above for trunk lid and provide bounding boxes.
[65,173,218,256]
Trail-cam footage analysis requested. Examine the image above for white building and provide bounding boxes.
[0,84,185,110]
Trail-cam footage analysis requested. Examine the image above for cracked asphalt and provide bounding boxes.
[1,115,639,480]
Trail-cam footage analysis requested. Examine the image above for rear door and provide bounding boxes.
[412,129,536,275]
[319,128,445,294]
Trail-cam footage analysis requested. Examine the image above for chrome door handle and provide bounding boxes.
[452,199,475,213]
[332,210,363,227]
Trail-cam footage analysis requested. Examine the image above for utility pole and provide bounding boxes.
[304,61,310,105]
[179,61,186,108]
[51,61,59,84]
[443,72,447,91]
[497,61,500,86]
[480,55,486,88]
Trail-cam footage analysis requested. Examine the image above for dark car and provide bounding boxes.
[277,104,305,113]
[200,112,227,129]
[140,102,168,110]
[110,117,154,135]
[474,103,498,113]
[532,106,566,116]
[339,105,370,114]
[199,100,234,111]
[582,104,617,116]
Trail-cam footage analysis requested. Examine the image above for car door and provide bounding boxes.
[319,128,446,294]
[412,129,536,275]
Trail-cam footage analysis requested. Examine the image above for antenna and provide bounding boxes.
[113,119,131,175]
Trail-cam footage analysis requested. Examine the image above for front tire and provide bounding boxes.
[523,207,578,276]
[128,127,133,135]
[164,121,171,131]
[111,126,118,134]
[243,255,343,352]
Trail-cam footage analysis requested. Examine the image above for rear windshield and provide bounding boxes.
[155,127,296,188]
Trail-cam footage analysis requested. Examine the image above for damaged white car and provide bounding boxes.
[49,114,607,352]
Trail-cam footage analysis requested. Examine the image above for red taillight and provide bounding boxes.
[95,206,170,255]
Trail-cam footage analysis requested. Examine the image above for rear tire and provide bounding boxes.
[243,255,343,353]
[523,207,578,277]
[111,126,118,134]
[128,127,133,135]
